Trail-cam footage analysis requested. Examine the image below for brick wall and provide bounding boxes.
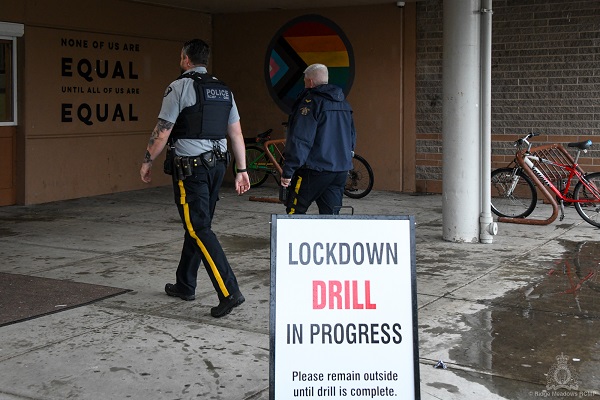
[416,0,443,192]
[415,0,600,193]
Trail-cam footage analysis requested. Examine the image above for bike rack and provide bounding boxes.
[262,139,286,175]
[248,138,286,204]
[497,143,576,225]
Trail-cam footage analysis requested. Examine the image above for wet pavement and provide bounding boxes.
[0,184,598,400]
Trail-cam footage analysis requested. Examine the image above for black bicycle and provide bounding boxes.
[344,152,374,199]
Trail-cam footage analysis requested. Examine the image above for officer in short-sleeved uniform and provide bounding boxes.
[280,64,356,215]
[160,65,243,306]
[140,39,249,318]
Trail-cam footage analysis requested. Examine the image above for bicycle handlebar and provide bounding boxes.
[514,132,540,149]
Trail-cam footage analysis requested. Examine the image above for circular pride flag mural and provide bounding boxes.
[265,14,355,114]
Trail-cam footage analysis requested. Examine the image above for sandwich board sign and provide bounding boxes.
[269,215,420,399]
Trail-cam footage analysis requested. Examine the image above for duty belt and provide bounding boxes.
[186,151,229,168]
[171,150,229,181]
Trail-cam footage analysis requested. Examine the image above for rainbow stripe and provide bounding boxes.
[266,16,354,113]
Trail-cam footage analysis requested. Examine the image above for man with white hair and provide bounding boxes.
[280,63,356,214]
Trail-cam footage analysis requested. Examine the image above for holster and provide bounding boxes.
[199,149,230,169]
[200,151,216,169]
[172,156,192,181]
[163,146,174,175]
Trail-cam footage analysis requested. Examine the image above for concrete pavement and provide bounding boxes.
[0,184,598,400]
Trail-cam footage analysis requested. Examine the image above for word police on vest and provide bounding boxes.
[204,88,231,101]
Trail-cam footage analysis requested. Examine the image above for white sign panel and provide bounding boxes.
[269,215,420,399]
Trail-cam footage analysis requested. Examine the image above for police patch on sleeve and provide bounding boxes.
[204,87,231,102]
[163,86,173,97]
[300,106,310,116]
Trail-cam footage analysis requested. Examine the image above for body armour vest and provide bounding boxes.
[170,72,233,141]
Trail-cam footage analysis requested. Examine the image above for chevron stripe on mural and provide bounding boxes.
[266,15,354,113]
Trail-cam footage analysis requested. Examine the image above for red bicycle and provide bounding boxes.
[491,133,600,227]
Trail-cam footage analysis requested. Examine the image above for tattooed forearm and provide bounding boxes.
[144,118,174,163]
[148,128,159,146]
[148,119,174,146]
[157,118,174,131]
[143,150,152,163]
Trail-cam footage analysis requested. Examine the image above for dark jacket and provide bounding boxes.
[282,84,356,179]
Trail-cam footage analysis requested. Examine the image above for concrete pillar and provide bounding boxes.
[442,0,481,242]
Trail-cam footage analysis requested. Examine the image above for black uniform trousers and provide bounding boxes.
[285,169,347,215]
[172,161,240,301]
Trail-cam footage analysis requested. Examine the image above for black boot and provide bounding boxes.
[210,291,245,318]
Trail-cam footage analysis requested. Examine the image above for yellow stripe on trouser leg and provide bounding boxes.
[288,176,303,215]
[178,180,230,297]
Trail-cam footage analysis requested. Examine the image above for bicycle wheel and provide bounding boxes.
[573,172,600,228]
[490,167,537,218]
[232,145,270,187]
[344,154,374,199]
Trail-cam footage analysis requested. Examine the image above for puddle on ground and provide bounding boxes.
[445,240,600,398]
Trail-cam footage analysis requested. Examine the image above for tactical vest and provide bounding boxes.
[170,72,233,141]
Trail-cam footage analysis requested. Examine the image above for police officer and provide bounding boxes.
[140,39,250,318]
[280,63,356,214]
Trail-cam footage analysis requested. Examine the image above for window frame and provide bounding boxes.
[0,22,24,126]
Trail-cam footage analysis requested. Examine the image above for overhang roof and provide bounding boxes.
[126,0,410,14]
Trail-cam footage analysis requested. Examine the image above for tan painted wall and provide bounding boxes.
[3,1,416,204]
[213,4,412,193]
[22,27,178,203]
[5,0,212,204]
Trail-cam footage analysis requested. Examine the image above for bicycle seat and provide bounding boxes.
[243,128,273,144]
[257,129,273,139]
[567,140,592,150]
[254,129,273,143]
